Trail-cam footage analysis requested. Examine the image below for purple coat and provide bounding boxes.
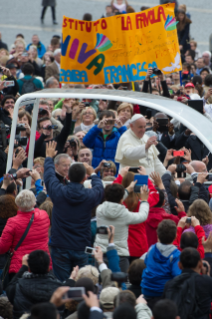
[183,224,212,238]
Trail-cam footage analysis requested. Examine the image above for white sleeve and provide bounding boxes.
[135,303,153,319]
[154,157,166,177]
[123,144,147,160]
[125,202,149,225]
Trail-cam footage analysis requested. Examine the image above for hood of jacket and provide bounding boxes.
[97,201,125,219]
[62,182,88,206]
[147,207,168,228]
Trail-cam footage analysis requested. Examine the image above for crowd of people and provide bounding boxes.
[0,0,212,319]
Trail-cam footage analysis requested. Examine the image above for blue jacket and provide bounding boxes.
[83,125,127,170]
[141,243,181,297]
[44,157,104,250]
[26,41,46,58]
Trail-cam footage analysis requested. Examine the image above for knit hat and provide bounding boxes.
[75,277,95,295]
[130,114,144,123]
[100,287,119,309]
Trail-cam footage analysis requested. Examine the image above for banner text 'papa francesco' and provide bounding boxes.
[60,3,182,85]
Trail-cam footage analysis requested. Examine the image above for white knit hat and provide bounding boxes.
[130,114,144,123]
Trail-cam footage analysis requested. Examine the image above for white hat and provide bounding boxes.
[130,114,144,123]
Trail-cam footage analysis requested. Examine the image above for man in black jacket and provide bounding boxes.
[164,248,212,319]
[6,250,75,319]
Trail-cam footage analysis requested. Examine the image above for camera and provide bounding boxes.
[44,125,58,130]
[16,124,26,133]
[38,108,48,116]
[14,136,27,148]
[111,272,128,283]
[103,162,111,168]
[152,68,162,76]
[85,102,90,107]
[176,164,186,178]
[69,139,77,148]
[96,226,112,235]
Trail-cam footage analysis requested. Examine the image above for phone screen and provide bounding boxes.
[66,287,85,300]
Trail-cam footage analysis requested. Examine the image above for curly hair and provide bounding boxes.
[0,195,18,219]
[187,199,212,225]
[75,265,99,285]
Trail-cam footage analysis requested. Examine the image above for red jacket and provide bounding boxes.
[146,208,186,248]
[114,174,148,257]
[25,131,40,156]
[0,208,51,273]
[173,225,205,259]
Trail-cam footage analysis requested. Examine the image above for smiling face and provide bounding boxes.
[78,148,92,165]
[55,157,71,177]
[3,98,15,111]
[130,117,146,139]
[82,108,95,125]
[118,107,132,121]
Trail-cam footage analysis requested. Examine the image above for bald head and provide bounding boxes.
[154,112,168,120]
[130,117,146,139]
[190,161,207,173]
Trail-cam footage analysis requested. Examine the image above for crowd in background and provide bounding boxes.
[0,1,212,319]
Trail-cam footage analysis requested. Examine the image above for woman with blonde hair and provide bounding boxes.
[0,190,51,280]
[117,102,133,128]
[74,106,97,133]
[183,199,212,238]
[28,45,43,67]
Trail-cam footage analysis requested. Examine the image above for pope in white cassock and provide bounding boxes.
[115,114,166,176]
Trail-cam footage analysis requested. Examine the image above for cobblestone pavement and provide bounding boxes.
[1,0,212,53]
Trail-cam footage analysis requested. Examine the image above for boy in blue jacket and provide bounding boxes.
[141,219,181,304]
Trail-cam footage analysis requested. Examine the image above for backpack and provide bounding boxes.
[21,77,38,94]
[164,272,201,319]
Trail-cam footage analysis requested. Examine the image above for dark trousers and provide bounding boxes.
[41,6,56,21]
[103,254,129,273]
[51,246,88,282]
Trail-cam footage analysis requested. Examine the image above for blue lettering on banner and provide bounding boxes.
[60,69,88,83]
[104,62,157,84]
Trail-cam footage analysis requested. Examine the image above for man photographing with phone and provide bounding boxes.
[83,110,127,172]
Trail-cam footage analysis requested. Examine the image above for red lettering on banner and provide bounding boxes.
[94,21,100,31]
[86,22,92,32]
[135,6,166,29]
[101,19,107,29]
[63,18,67,28]
[121,16,132,30]
[79,21,85,31]
[68,18,74,29]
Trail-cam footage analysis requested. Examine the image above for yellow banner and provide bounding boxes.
[60,3,182,85]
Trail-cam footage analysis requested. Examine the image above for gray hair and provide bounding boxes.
[54,153,72,165]
[15,190,36,211]
[46,76,58,88]
[203,51,212,59]
[53,48,61,56]
[52,109,62,118]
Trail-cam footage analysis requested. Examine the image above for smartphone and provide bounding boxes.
[85,246,96,255]
[129,167,140,173]
[96,226,108,235]
[186,217,191,224]
[134,175,148,193]
[4,81,15,88]
[173,151,185,157]
[64,287,85,301]
[26,170,32,176]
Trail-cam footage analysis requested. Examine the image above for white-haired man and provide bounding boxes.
[202,51,212,70]
[115,114,166,176]
[45,48,61,82]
